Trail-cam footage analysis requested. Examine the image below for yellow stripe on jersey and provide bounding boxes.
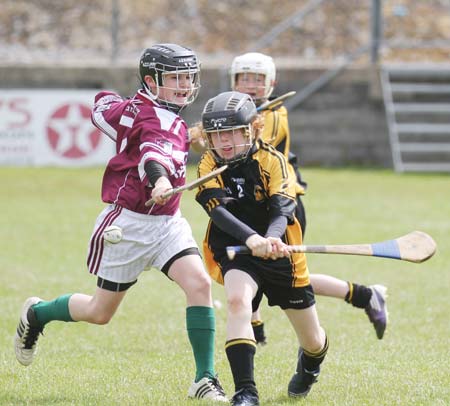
[203,220,224,285]
[271,110,279,143]
[254,140,296,200]
[258,140,289,179]
[196,152,226,195]
[261,106,306,197]
[261,106,290,157]
[205,197,221,213]
[285,217,310,287]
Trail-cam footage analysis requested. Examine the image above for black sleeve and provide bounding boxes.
[144,160,169,187]
[264,215,288,239]
[288,151,307,189]
[210,205,257,243]
[268,194,296,224]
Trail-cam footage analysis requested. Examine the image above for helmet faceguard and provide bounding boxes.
[202,91,259,165]
[230,52,276,105]
[139,43,200,113]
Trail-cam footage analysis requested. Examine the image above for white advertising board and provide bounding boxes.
[0,90,115,166]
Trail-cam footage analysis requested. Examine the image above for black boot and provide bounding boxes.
[231,387,259,406]
[287,348,320,397]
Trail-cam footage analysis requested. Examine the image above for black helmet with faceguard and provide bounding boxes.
[202,91,258,165]
[139,43,200,113]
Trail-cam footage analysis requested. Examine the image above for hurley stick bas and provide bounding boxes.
[145,165,228,207]
[226,231,436,264]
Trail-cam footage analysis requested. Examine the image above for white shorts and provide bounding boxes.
[87,204,199,283]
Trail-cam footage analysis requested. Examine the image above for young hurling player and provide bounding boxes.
[14,43,227,402]
[196,91,329,405]
[231,52,388,344]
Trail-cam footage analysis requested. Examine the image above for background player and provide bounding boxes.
[196,91,329,405]
[14,43,227,402]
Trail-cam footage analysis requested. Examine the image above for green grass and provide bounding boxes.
[1,166,449,406]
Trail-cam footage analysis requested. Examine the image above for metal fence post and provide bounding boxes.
[111,0,119,63]
[371,0,383,64]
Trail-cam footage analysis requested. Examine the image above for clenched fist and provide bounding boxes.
[151,177,173,205]
[245,234,273,258]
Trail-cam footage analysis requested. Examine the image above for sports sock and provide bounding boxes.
[344,282,372,308]
[251,320,267,344]
[32,294,74,326]
[225,338,257,391]
[186,306,216,382]
[301,334,329,372]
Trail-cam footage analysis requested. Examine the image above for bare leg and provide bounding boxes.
[251,308,262,323]
[224,269,258,340]
[168,254,212,306]
[223,270,259,402]
[310,274,388,339]
[309,274,349,299]
[14,286,128,367]
[69,288,127,324]
[285,306,328,397]
[284,307,325,352]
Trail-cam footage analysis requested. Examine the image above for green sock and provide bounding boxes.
[186,306,216,382]
[33,294,74,326]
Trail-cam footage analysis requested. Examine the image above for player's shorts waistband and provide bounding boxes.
[112,204,181,222]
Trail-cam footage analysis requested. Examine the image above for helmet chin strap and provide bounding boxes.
[142,83,185,113]
[142,80,159,102]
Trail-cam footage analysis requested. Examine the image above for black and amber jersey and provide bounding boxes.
[260,105,290,158]
[260,105,305,195]
[196,139,309,287]
[197,138,296,238]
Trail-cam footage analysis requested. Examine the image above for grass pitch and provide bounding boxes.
[0,166,449,406]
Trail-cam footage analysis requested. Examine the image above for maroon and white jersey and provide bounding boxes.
[91,89,189,215]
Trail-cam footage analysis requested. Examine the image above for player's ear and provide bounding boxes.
[144,75,157,90]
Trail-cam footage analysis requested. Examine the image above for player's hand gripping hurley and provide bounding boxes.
[227,231,436,264]
[145,165,228,207]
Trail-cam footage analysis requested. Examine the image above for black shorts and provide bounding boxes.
[221,254,315,311]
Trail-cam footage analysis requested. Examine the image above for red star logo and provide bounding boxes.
[46,103,101,158]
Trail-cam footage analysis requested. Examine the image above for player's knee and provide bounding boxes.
[194,271,212,292]
[303,329,327,354]
[304,340,324,355]
[90,311,114,325]
[227,294,250,316]
[184,271,212,302]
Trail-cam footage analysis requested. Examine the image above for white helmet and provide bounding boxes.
[230,52,276,101]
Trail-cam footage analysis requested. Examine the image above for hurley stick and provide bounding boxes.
[226,231,436,264]
[145,165,228,207]
[257,91,297,112]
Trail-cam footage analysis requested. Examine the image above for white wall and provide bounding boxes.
[0,90,114,166]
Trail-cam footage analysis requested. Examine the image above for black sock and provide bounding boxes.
[301,335,329,372]
[251,321,267,344]
[225,339,257,392]
[345,282,372,308]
